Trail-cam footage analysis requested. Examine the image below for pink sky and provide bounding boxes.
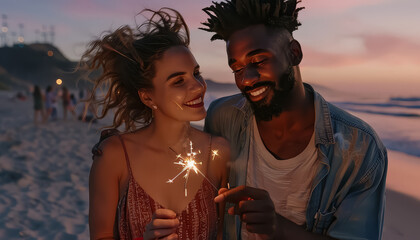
[1,0,419,96]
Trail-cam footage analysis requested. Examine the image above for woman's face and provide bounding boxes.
[148,46,207,122]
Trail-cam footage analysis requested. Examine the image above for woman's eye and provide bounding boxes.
[194,71,202,78]
[174,78,184,85]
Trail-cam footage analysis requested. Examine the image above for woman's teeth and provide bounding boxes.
[185,97,203,106]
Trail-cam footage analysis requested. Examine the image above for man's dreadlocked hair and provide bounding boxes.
[200,0,304,41]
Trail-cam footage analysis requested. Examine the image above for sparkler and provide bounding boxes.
[167,141,218,196]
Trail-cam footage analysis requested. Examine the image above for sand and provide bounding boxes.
[0,90,419,239]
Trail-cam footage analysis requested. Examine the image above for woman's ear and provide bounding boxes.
[289,40,303,66]
[138,89,155,109]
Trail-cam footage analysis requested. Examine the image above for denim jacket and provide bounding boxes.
[204,84,387,240]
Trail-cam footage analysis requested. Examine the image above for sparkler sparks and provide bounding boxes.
[211,150,219,161]
[167,141,218,196]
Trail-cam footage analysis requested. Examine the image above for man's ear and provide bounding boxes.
[289,40,303,66]
[138,89,154,109]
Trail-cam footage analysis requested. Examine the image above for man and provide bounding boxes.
[201,0,387,239]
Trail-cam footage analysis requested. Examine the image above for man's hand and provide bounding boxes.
[215,185,277,240]
[143,209,179,240]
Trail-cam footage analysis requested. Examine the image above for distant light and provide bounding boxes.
[18,37,24,43]
[47,50,54,57]
[56,79,63,85]
[1,27,7,33]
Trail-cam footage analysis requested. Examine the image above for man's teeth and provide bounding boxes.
[185,97,203,105]
[249,86,268,97]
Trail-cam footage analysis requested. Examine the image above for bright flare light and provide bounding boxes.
[17,37,24,43]
[1,27,7,33]
[211,150,219,161]
[167,141,218,196]
[56,79,63,85]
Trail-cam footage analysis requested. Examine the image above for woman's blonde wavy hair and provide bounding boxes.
[79,8,190,131]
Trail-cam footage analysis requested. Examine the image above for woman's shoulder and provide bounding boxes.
[92,129,127,162]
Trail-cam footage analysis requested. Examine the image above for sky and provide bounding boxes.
[1,0,420,96]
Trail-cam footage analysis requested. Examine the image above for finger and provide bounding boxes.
[214,185,270,203]
[227,199,253,215]
[245,223,275,234]
[153,209,177,219]
[144,228,177,239]
[159,233,179,240]
[241,212,273,224]
[228,206,235,215]
[218,187,228,195]
[148,219,180,230]
[238,199,274,214]
[228,200,246,215]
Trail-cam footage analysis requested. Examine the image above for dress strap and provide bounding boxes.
[117,135,133,177]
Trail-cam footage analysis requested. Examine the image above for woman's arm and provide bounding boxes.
[207,136,231,240]
[89,136,125,240]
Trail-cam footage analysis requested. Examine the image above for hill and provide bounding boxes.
[0,43,330,95]
[0,43,88,90]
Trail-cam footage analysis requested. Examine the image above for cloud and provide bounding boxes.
[55,0,211,28]
[301,33,420,67]
[303,0,388,13]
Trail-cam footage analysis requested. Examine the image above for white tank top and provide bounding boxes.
[241,117,319,240]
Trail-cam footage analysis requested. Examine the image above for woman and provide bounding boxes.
[83,8,229,240]
[62,86,76,120]
[33,85,45,125]
[43,85,56,122]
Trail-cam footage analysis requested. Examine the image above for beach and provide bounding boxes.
[0,87,419,239]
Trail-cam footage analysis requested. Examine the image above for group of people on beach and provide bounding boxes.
[86,0,388,239]
[32,85,94,125]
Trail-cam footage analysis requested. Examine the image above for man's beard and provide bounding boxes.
[242,66,296,121]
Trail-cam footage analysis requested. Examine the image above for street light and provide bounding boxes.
[56,79,62,85]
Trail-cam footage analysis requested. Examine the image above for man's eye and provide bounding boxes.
[252,58,268,65]
[232,68,244,74]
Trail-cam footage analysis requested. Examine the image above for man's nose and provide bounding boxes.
[241,66,260,87]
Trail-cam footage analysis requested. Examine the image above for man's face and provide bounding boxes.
[226,24,296,121]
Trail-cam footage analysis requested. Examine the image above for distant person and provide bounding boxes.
[80,88,97,123]
[62,86,76,120]
[43,85,56,122]
[70,93,77,110]
[85,8,229,240]
[33,85,45,125]
[201,0,388,239]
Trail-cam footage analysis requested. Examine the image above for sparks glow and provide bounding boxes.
[211,150,219,161]
[167,141,218,196]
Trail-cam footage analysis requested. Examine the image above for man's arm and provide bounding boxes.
[275,213,336,240]
[326,149,387,240]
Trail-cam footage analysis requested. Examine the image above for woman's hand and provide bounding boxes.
[143,209,180,240]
